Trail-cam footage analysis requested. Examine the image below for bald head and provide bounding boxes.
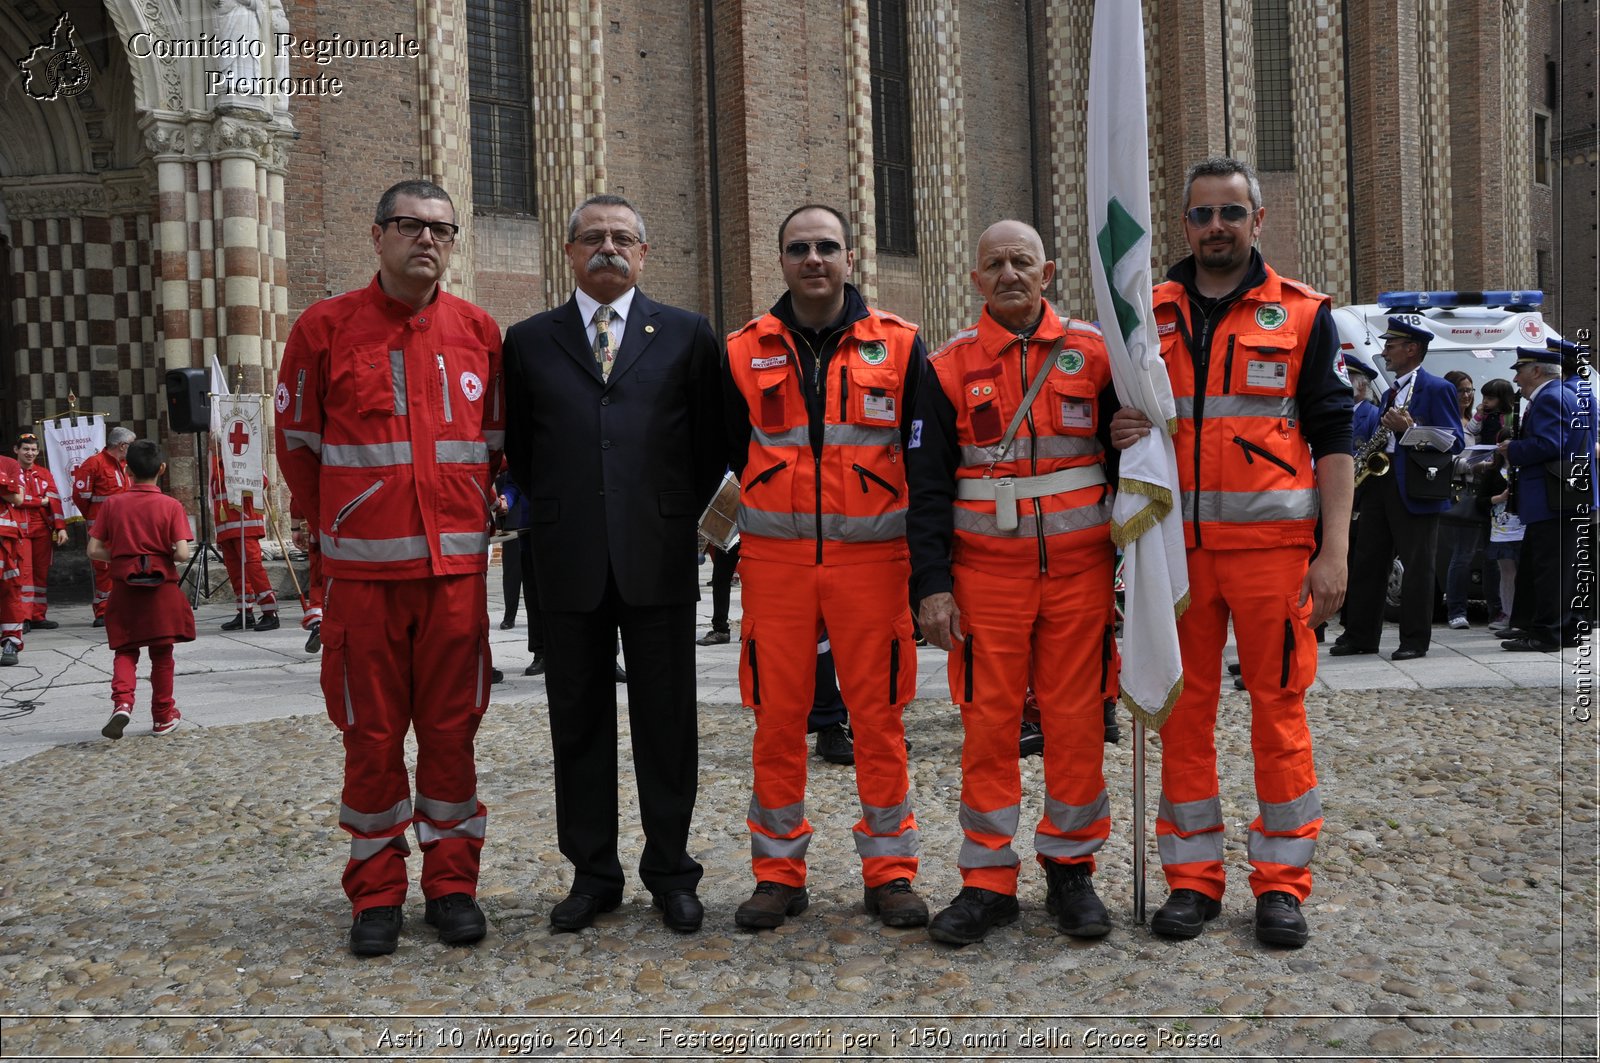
[972,220,1055,333]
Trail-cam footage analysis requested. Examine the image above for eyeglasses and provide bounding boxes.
[1183,203,1254,227]
[782,240,846,261]
[574,229,642,249]
[379,216,460,243]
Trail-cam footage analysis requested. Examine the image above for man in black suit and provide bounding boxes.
[503,194,725,933]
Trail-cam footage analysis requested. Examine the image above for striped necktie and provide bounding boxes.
[593,304,615,379]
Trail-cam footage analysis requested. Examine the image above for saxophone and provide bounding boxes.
[1353,394,1408,487]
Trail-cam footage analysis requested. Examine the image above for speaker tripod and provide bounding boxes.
[178,430,225,606]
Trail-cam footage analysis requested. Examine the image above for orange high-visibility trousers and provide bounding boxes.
[1157,545,1322,902]
[947,550,1116,894]
[738,556,919,888]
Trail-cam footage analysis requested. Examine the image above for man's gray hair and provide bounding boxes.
[108,426,136,446]
[567,194,647,244]
[1183,156,1263,211]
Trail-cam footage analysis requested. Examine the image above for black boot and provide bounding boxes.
[1042,861,1111,938]
[220,611,251,631]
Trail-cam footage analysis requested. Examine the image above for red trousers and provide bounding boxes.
[92,560,111,618]
[321,575,490,913]
[111,643,177,724]
[0,538,23,648]
[219,535,278,614]
[738,556,919,888]
[948,551,1117,894]
[21,533,52,619]
[1157,546,1322,902]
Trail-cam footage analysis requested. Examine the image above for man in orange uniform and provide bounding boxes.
[276,179,503,957]
[72,426,134,625]
[212,458,280,632]
[1112,157,1353,948]
[13,432,67,629]
[724,204,929,931]
[908,220,1121,945]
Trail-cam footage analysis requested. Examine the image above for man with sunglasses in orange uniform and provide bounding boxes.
[1111,157,1353,948]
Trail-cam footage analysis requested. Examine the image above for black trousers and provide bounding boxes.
[1508,516,1583,645]
[1342,472,1440,652]
[707,542,739,631]
[542,566,702,899]
[501,532,536,629]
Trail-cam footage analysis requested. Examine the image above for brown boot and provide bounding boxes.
[734,881,809,930]
[863,878,929,927]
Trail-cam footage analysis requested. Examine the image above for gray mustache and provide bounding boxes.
[587,252,631,275]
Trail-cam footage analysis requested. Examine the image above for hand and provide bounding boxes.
[1300,551,1346,631]
[1109,407,1153,451]
[291,528,307,550]
[494,495,510,515]
[916,592,963,652]
[1379,407,1413,434]
[52,530,66,546]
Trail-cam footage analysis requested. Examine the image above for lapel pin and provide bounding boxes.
[645,325,655,334]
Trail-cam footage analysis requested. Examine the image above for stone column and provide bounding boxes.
[844,0,877,305]
[906,0,971,348]
[1416,0,1453,288]
[1042,0,1092,316]
[532,0,607,312]
[417,0,476,300]
[1290,0,1353,302]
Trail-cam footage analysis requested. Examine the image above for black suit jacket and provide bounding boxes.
[503,289,726,612]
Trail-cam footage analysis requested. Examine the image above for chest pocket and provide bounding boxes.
[351,343,400,417]
[1048,377,1098,436]
[846,363,902,427]
[961,378,1004,446]
[1232,332,1298,397]
[755,368,799,434]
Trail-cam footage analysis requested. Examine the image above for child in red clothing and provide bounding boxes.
[87,441,196,739]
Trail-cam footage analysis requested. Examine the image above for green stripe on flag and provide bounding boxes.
[1096,196,1147,343]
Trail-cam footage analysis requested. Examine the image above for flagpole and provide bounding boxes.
[1132,718,1146,921]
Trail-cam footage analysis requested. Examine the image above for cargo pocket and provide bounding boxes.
[319,623,354,731]
[740,621,761,708]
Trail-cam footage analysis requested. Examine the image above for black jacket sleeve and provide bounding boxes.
[1298,303,1354,460]
[905,371,960,609]
[689,315,731,506]
[722,349,753,478]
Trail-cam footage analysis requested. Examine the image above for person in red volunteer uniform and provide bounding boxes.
[908,220,1122,945]
[1111,157,1353,948]
[0,444,26,665]
[724,204,929,932]
[87,440,195,738]
[13,432,66,629]
[276,179,504,957]
[71,426,134,624]
[212,457,280,632]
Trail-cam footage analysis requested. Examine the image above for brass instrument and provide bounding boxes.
[1353,393,1408,488]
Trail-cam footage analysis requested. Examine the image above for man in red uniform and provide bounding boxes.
[211,457,280,631]
[1112,157,1353,948]
[724,204,929,931]
[276,179,504,957]
[13,432,66,629]
[0,444,26,665]
[71,426,134,625]
[908,220,1122,945]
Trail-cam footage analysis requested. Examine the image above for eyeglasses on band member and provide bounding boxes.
[1183,203,1254,227]
[782,239,846,261]
[379,216,461,243]
[573,229,642,249]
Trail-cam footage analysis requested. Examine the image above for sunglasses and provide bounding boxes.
[1183,203,1254,227]
[782,239,846,261]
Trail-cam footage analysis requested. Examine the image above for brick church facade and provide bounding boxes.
[1,0,1591,520]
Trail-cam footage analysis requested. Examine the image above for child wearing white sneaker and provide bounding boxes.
[86,440,196,739]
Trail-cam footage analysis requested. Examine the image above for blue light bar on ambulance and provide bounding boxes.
[1377,290,1544,311]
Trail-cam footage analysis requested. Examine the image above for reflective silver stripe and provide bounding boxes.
[215,520,265,534]
[415,793,479,823]
[1247,832,1317,868]
[751,426,810,449]
[1042,790,1110,835]
[482,429,506,450]
[751,832,809,860]
[1259,786,1323,833]
[854,827,920,859]
[961,435,1103,465]
[952,498,1112,538]
[89,495,117,503]
[822,424,898,447]
[341,646,354,727]
[956,465,1106,501]
[1158,794,1224,833]
[1173,395,1300,420]
[859,799,914,836]
[293,367,306,421]
[435,440,489,464]
[737,505,907,543]
[322,535,430,562]
[282,429,322,454]
[748,794,806,836]
[1034,833,1105,860]
[959,802,1020,839]
[0,518,21,529]
[350,834,411,861]
[441,531,489,556]
[341,797,414,833]
[389,350,408,415]
[1157,829,1224,867]
[416,813,487,844]
[1189,488,1319,524]
[322,441,413,467]
[958,837,1020,868]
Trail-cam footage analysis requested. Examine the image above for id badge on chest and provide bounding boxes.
[1246,360,1289,390]
[1060,400,1093,430]
[863,393,897,422]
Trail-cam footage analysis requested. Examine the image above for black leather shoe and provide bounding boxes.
[22,620,30,634]
[425,893,487,945]
[1254,890,1308,947]
[253,613,280,632]
[1328,642,1376,657]
[1390,647,1426,661]
[1493,626,1531,640]
[928,887,1020,945]
[735,881,809,930]
[349,905,404,956]
[653,889,704,933]
[1226,661,1241,676]
[550,891,620,932]
[1150,888,1222,939]
[305,622,321,653]
[863,878,929,927]
[696,628,731,646]
[92,616,105,628]
[814,722,854,765]
[491,668,505,684]
[524,654,545,676]
[1502,637,1560,652]
[499,616,516,630]
[220,611,249,632]
[1042,861,1110,938]
[32,619,57,630]
[1018,720,1044,758]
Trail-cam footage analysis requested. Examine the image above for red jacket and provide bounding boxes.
[16,464,64,538]
[71,447,128,523]
[0,456,22,541]
[275,276,504,581]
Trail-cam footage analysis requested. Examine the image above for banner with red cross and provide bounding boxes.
[215,393,264,506]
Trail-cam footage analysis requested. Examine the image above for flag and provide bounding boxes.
[208,352,229,435]
[215,393,264,506]
[1087,0,1188,727]
[42,414,104,522]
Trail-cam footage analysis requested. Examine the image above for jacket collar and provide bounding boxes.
[974,299,1064,355]
[759,283,871,338]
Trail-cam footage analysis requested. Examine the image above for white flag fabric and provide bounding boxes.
[42,415,104,522]
[208,353,229,435]
[1087,0,1188,727]
[214,393,264,506]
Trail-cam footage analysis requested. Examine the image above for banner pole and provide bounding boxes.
[1132,717,1147,922]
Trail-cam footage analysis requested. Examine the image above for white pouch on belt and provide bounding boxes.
[993,478,1019,531]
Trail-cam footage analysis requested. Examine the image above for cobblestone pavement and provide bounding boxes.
[0,578,1595,1059]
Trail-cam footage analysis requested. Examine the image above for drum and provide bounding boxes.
[697,470,741,551]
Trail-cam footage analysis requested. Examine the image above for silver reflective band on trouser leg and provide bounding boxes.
[341,797,415,833]
[416,814,487,845]
[415,793,480,823]
[1247,833,1317,868]
[957,802,1021,868]
[748,793,806,836]
[349,834,412,860]
[853,799,919,859]
[1033,790,1110,861]
[1247,786,1321,868]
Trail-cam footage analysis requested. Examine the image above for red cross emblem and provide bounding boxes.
[228,420,252,456]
